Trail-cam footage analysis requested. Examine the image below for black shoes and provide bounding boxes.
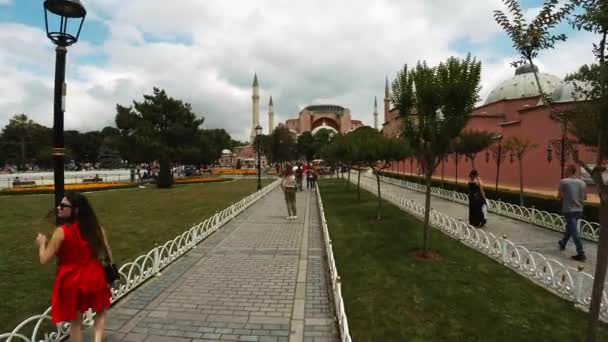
[571,254,587,262]
[558,240,566,251]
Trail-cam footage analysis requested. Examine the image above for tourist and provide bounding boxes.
[558,164,587,261]
[35,192,113,342]
[306,169,314,189]
[311,167,318,189]
[281,165,298,219]
[295,163,304,191]
[468,170,487,228]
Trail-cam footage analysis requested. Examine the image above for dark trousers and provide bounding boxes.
[561,212,585,256]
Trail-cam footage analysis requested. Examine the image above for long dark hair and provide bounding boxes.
[63,192,106,260]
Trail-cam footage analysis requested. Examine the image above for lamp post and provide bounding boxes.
[255,125,262,191]
[43,0,86,207]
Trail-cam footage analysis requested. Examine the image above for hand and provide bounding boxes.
[35,233,47,246]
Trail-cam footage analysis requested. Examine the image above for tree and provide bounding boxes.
[269,126,296,165]
[504,136,538,206]
[114,88,204,188]
[348,127,410,220]
[391,55,482,256]
[459,130,495,169]
[296,132,316,162]
[567,1,608,340]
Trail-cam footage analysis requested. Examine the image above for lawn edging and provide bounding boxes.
[354,175,608,322]
[372,172,600,242]
[0,179,281,342]
[315,183,352,342]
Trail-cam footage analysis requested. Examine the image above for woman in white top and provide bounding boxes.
[281,165,298,219]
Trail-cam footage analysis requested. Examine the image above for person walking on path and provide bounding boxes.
[295,163,304,191]
[281,165,298,219]
[558,164,587,261]
[468,170,487,228]
[35,192,113,342]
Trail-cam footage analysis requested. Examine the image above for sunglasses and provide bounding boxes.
[59,203,73,209]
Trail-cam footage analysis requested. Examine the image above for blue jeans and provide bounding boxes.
[561,212,585,256]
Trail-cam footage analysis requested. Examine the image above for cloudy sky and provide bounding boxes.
[0,0,597,141]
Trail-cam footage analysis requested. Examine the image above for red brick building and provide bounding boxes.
[382,64,595,193]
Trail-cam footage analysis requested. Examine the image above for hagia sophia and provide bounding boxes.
[229,66,595,194]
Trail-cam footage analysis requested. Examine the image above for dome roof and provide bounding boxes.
[548,80,593,103]
[311,121,338,135]
[484,64,563,105]
[221,149,232,154]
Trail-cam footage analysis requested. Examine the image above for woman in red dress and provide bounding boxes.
[35,192,112,342]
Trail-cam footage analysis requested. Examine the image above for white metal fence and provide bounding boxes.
[0,179,281,342]
[354,175,608,321]
[375,174,601,242]
[315,184,352,342]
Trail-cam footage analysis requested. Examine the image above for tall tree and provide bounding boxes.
[114,88,204,188]
[269,126,296,165]
[392,55,482,256]
[504,136,538,206]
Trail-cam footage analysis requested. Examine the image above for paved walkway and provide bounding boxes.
[359,174,600,276]
[97,187,339,342]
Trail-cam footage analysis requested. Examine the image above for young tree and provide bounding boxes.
[459,130,495,169]
[392,55,482,256]
[115,88,204,188]
[504,136,538,206]
[351,128,410,220]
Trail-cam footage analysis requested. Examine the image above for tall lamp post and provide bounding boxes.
[44,0,86,206]
[255,125,262,191]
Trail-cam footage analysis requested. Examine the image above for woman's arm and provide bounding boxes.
[478,178,487,200]
[37,228,64,265]
[100,226,113,261]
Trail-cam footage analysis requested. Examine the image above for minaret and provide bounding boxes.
[250,73,260,143]
[373,96,378,130]
[384,76,390,125]
[268,96,274,134]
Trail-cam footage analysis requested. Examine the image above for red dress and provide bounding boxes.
[51,222,111,323]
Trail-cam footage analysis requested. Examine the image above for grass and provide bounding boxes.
[0,179,273,334]
[319,179,608,342]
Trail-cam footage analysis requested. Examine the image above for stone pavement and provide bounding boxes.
[98,187,340,342]
[360,174,600,276]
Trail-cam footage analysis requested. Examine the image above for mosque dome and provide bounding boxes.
[311,121,338,135]
[548,80,593,103]
[221,149,232,155]
[484,64,563,105]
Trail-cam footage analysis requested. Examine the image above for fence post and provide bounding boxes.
[575,264,585,304]
[501,235,508,264]
[154,243,162,277]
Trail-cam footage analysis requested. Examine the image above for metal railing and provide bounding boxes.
[374,173,601,242]
[0,179,281,342]
[316,184,352,342]
[354,175,608,321]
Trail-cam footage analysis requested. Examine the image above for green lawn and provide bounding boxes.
[319,179,608,342]
[0,179,273,334]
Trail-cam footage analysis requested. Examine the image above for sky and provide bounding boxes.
[0,0,598,141]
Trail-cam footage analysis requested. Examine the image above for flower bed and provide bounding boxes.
[211,168,257,175]
[174,177,229,184]
[0,182,137,196]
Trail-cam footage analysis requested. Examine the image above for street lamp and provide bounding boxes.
[44,0,86,207]
[255,125,262,191]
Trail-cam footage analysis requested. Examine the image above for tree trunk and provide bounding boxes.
[586,189,608,342]
[519,159,524,206]
[157,157,173,188]
[357,168,361,201]
[376,172,382,220]
[455,157,459,185]
[423,167,433,256]
[347,165,351,187]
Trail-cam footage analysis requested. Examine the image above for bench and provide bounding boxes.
[82,178,103,183]
[12,181,36,188]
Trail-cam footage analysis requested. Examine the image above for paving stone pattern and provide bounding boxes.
[100,187,339,342]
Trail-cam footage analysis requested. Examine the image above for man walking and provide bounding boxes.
[558,164,587,261]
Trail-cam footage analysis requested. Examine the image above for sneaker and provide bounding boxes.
[293,216,298,219]
[558,240,566,251]
[572,254,587,262]
[286,216,292,220]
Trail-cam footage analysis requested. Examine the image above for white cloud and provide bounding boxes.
[0,0,599,141]
[0,0,12,6]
